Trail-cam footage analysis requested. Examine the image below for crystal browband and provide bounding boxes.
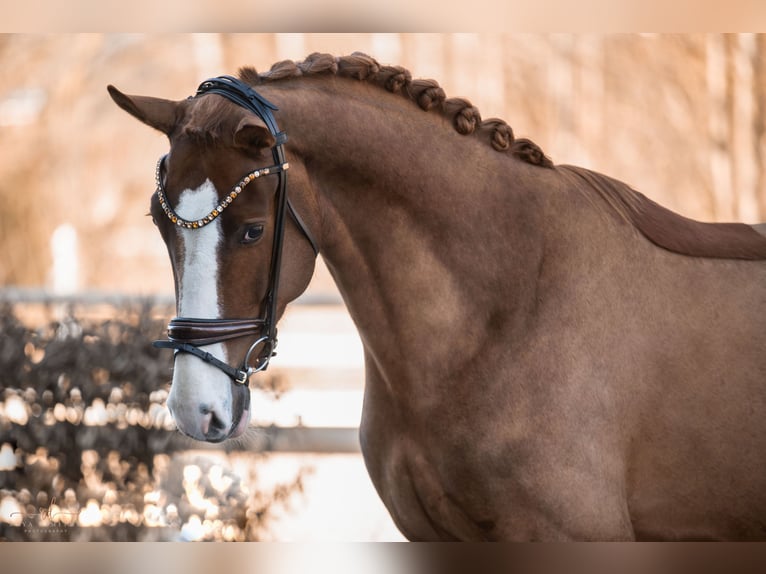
[155,154,290,230]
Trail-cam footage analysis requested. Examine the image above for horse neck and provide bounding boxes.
[267,79,558,389]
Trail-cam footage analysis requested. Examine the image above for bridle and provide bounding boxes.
[153,76,318,385]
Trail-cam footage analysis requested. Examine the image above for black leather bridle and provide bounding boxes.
[153,76,318,385]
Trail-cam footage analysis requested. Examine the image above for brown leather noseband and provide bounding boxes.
[153,76,318,385]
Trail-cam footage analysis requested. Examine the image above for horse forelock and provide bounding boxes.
[237,52,553,169]
[178,94,244,146]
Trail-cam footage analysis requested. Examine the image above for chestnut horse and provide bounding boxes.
[109,53,766,541]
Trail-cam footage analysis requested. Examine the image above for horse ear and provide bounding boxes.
[233,115,276,152]
[107,85,179,135]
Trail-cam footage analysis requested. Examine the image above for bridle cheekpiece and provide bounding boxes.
[152,75,317,385]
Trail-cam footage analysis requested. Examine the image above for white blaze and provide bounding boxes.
[168,179,232,429]
[176,180,223,320]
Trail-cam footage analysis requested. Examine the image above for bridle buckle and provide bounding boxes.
[234,368,251,386]
[244,336,276,375]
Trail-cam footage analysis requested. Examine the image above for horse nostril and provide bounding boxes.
[200,411,212,436]
[199,404,226,438]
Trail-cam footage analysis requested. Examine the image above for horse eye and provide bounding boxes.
[241,224,264,244]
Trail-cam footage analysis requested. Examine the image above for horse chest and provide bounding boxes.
[360,431,497,541]
[356,367,503,540]
[357,366,638,541]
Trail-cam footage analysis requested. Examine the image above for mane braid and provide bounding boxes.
[238,52,553,168]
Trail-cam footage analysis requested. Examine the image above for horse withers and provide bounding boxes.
[109,52,766,540]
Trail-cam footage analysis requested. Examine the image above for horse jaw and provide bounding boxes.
[164,179,248,441]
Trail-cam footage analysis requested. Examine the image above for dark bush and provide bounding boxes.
[0,302,302,541]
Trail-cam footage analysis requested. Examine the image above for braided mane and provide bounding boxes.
[238,52,553,168]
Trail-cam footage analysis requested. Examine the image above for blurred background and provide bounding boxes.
[0,33,764,541]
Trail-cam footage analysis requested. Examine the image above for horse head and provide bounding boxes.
[108,79,318,442]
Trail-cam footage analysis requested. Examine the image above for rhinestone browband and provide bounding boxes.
[154,155,290,230]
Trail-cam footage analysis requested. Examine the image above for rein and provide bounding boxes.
[153,76,318,385]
